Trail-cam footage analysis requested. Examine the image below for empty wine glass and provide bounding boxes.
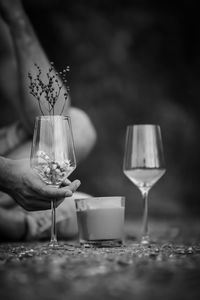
[30,115,76,247]
[123,124,166,245]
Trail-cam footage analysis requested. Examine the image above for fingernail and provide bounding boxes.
[75,180,81,187]
[65,190,73,197]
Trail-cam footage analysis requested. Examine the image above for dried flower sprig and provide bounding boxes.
[28,62,70,115]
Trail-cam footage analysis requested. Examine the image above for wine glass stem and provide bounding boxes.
[141,189,150,245]
[50,200,58,246]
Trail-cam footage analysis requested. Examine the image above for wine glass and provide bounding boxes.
[123,124,166,245]
[30,115,76,247]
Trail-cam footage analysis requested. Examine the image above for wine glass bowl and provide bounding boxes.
[33,151,74,187]
[30,115,76,247]
[123,124,166,245]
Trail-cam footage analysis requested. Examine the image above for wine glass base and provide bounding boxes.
[141,235,150,245]
[49,240,59,248]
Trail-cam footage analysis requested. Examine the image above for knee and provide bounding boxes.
[69,107,97,162]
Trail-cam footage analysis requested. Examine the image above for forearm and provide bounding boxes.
[2,6,43,132]
[0,17,21,113]
[4,4,70,133]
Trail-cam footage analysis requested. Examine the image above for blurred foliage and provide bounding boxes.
[23,0,200,218]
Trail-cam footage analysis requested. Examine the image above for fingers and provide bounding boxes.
[66,180,81,193]
[35,180,81,199]
[17,179,79,211]
[60,178,72,187]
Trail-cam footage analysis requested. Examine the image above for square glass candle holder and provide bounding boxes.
[75,196,125,247]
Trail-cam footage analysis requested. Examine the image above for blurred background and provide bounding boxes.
[5,0,200,220]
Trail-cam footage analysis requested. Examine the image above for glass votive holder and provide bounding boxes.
[75,196,125,248]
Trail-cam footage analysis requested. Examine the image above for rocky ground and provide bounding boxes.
[0,219,200,300]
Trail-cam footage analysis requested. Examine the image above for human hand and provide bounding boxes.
[1,158,81,211]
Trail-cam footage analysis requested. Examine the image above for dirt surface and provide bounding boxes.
[0,220,200,300]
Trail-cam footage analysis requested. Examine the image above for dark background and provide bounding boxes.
[24,0,200,219]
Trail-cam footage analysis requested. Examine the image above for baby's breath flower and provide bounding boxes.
[28,62,70,115]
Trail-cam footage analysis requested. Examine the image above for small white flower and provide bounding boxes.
[52,164,57,170]
[44,167,50,174]
[37,150,45,157]
[64,160,71,167]
[44,155,50,161]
